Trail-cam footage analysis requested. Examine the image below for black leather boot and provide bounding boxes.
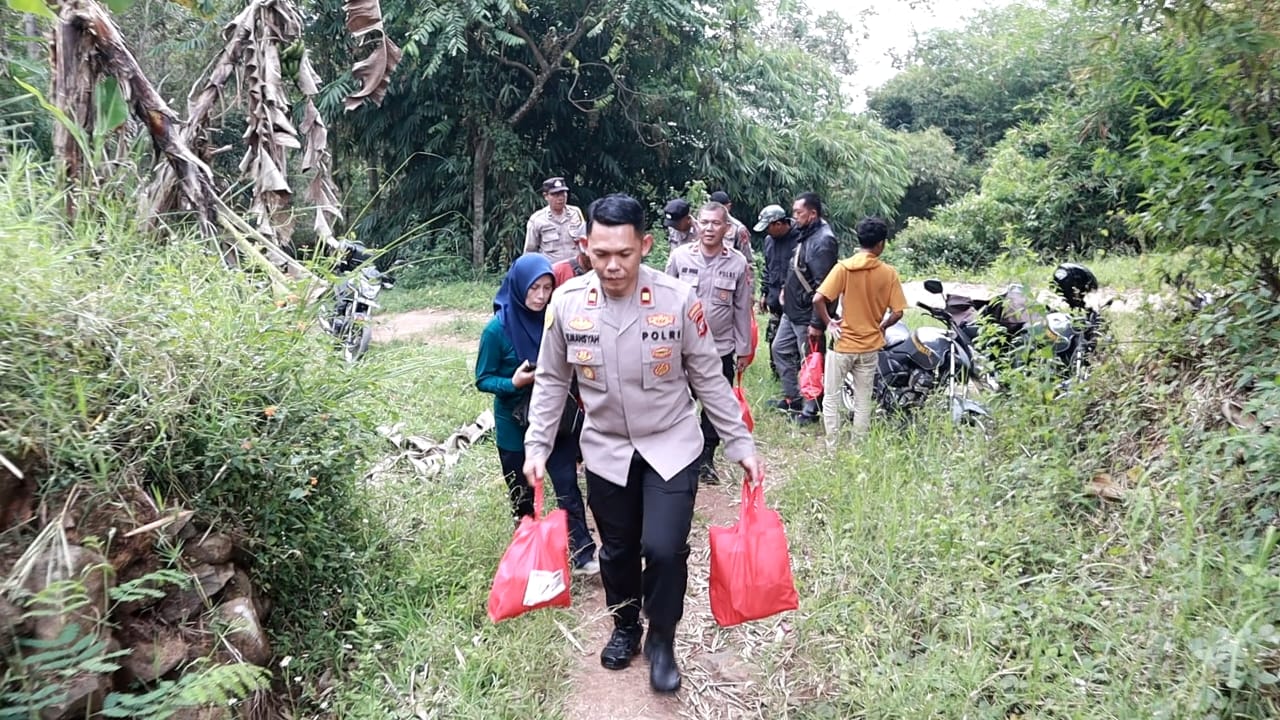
[644,625,681,693]
[697,446,720,485]
[599,622,643,670]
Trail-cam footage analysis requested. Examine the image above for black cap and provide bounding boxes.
[662,199,691,227]
[540,177,569,194]
[709,190,730,204]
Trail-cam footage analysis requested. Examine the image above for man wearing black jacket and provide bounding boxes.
[754,204,796,379]
[770,192,838,423]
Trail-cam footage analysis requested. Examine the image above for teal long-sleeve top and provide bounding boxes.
[475,315,532,452]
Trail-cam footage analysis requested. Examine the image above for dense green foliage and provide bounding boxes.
[4,0,1280,713]
[311,0,909,272]
[879,0,1280,277]
[0,150,380,678]
[867,2,1099,162]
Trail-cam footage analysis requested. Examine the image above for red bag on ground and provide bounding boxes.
[487,477,571,622]
[708,479,799,627]
[741,315,760,368]
[733,371,754,432]
[799,338,824,400]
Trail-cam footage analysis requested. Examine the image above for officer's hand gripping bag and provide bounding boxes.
[708,478,799,627]
[487,477,571,622]
[734,371,754,432]
[799,338,824,400]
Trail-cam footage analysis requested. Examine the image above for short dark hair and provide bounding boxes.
[855,216,889,249]
[587,193,646,235]
[796,191,823,217]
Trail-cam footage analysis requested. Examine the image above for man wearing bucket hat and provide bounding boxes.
[754,204,796,380]
[524,176,586,263]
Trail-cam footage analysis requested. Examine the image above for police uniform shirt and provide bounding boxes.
[664,243,752,359]
[666,222,698,249]
[524,265,756,486]
[725,215,754,266]
[524,204,586,263]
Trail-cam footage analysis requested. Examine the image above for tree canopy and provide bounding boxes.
[309,0,910,272]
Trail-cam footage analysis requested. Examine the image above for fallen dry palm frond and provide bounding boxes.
[365,412,496,483]
[342,0,402,111]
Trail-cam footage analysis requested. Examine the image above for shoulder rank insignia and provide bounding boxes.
[688,301,708,337]
[639,287,653,306]
[586,288,599,307]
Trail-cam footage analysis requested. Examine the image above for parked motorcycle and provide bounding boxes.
[321,241,395,362]
[950,263,1109,383]
[842,279,992,425]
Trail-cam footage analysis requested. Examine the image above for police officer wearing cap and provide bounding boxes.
[524,193,765,694]
[755,204,797,377]
[662,198,697,248]
[665,201,753,484]
[524,177,586,263]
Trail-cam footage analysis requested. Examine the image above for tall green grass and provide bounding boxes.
[0,150,386,698]
[10,141,1270,719]
[760,333,1278,717]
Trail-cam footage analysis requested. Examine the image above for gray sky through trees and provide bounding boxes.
[807,0,1016,108]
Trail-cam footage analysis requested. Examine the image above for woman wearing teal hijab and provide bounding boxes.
[476,254,599,574]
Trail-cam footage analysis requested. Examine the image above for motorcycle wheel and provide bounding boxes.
[844,371,897,421]
[343,322,372,363]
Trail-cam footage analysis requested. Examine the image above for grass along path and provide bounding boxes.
[339,288,1275,717]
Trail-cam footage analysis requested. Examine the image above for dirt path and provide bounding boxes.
[371,308,488,350]
[560,473,795,720]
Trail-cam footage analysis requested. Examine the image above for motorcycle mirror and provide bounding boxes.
[923,279,944,294]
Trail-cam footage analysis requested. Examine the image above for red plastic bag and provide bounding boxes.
[799,338,824,400]
[708,479,799,627]
[733,372,754,432]
[741,315,760,368]
[487,477,571,622]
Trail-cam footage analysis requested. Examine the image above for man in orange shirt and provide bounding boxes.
[812,217,907,450]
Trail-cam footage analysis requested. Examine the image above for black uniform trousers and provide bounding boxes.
[585,453,699,630]
[698,353,737,459]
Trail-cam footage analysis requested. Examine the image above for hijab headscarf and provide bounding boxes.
[494,254,555,363]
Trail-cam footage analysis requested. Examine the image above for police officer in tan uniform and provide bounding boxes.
[708,190,755,268]
[524,193,765,694]
[524,177,586,263]
[665,201,753,484]
[661,198,697,249]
